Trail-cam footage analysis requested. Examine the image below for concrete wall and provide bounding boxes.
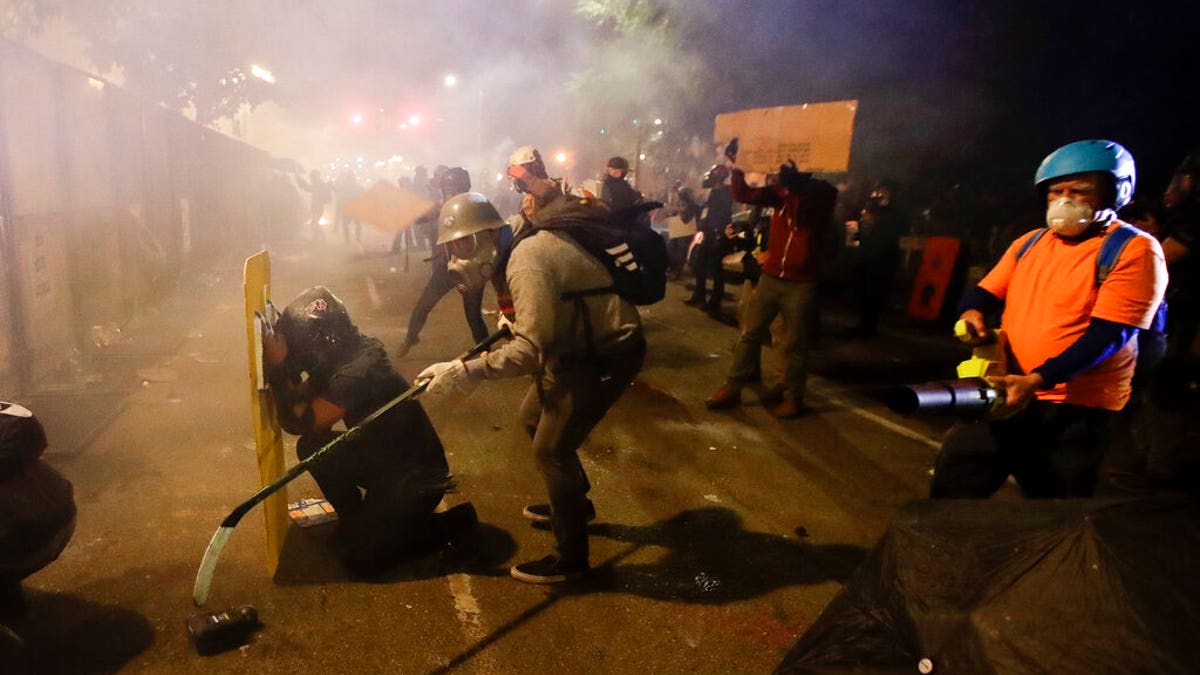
[0,39,274,394]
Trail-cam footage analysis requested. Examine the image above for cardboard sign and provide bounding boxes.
[666,215,696,240]
[341,180,435,234]
[714,100,858,174]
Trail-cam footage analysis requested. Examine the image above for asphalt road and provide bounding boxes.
[15,229,968,674]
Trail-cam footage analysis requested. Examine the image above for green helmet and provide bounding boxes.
[436,192,505,246]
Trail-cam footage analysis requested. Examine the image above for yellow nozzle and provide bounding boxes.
[954,319,970,341]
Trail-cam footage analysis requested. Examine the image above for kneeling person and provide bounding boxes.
[265,286,475,576]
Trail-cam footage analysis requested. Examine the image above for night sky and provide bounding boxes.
[15,0,1196,203]
[719,0,1197,198]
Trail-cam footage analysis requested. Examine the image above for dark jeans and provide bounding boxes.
[852,270,892,335]
[667,236,691,277]
[689,244,726,308]
[517,339,646,564]
[930,401,1116,498]
[404,264,488,346]
[297,432,449,574]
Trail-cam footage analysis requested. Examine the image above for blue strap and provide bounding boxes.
[1014,228,1049,262]
[1015,223,1139,287]
[1096,223,1138,284]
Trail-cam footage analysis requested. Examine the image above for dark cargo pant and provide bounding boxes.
[297,431,450,575]
[930,401,1116,498]
[518,339,646,565]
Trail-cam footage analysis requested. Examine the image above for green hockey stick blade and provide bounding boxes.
[193,526,233,606]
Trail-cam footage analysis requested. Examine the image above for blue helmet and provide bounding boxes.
[1034,140,1136,210]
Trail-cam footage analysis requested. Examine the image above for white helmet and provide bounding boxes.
[507,145,547,181]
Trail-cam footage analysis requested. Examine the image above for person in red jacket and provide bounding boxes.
[705,154,838,418]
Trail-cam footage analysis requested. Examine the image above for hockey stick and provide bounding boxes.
[193,326,510,606]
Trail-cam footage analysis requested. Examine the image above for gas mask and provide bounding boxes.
[446,232,499,289]
[1045,198,1097,237]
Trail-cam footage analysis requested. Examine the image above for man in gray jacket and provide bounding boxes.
[418,149,645,583]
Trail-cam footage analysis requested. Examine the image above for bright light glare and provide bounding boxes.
[250,64,276,84]
[351,113,364,125]
[555,152,568,164]
[444,74,458,88]
[653,118,662,126]
[87,77,105,91]
[495,172,505,182]
[389,155,404,163]
[408,115,421,126]
[639,153,646,160]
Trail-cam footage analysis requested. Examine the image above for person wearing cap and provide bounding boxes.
[930,140,1167,499]
[263,286,478,576]
[600,156,642,212]
[417,153,645,584]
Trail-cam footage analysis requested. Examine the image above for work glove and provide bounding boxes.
[496,313,515,335]
[416,359,476,399]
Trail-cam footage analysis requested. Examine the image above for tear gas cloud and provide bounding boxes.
[6,0,1196,193]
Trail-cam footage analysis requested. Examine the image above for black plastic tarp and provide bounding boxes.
[777,498,1200,675]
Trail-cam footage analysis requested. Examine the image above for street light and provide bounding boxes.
[443,73,458,88]
[250,64,276,84]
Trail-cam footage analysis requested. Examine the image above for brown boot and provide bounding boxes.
[753,383,785,407]
[769,394,804,419]
[704,385,741,410]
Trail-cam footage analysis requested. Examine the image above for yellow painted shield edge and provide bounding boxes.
[243,250,287,574]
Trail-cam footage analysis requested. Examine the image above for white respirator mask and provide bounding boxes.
[1045,198,1097,237]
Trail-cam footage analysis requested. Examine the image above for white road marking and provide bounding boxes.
[437,504,496,672]
[809,382,942,450]
[644,313,944,450]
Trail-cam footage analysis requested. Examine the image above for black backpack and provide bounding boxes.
[511,200,668,305]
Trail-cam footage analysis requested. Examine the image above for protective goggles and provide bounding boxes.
[445,233,483,260]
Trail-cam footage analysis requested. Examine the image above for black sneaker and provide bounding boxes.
[522,499,596,524]
[510,555,590,584]
[442,506,484,567]
[441,502,479,534]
